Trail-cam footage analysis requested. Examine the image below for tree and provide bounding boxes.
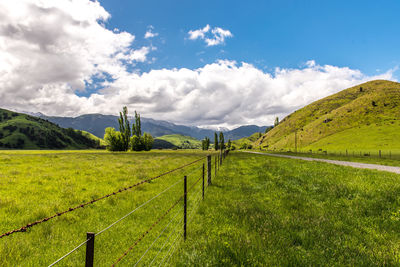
[118,106,130,151]
[219,132,225,151]
[202,137,210,150]
[240,143,248,150]
[143,132,154,151]
[130,135,142,151]
[132,111,142,137]
[130,110,154,151]
[104,108,154,152]
[104,127,124,151]
[214,132,219,150]
[227,139,232,150]
[274,117,279,127]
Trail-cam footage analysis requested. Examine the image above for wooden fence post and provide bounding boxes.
[85,232,95,267]
[184,175,187,241]
[214,156,217,178]
[202,163,205,200]
[207,155,211,185]
[220,150,223,166]
[379,150,381,158]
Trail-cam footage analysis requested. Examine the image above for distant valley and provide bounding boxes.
[35,113,269,141]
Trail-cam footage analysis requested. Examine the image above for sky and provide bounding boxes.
[0,0,399,129]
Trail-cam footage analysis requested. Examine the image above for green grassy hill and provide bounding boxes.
[155,134,202,149]
[256,80,400,152]
[0,108,102,149]
[233,132,263,149]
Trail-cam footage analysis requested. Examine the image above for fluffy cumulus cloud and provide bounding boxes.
[0,1,396,128]
[94,60,395,128]
[0,0,151,115]
[188,24,233,46]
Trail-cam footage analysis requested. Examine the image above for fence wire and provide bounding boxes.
[0,156,206,239]
[111,193,185,266]
[133,206,183,266]
[111,164,205,266]
[12,153,225,267]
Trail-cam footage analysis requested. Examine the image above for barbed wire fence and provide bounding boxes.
[35,150,230,267]
[0,157,206,239]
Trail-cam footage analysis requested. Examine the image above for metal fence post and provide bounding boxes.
[220,150,222,165]
[85,232,95,267]
[184,175,187,241]
[202,163,205,200]
[207,155,211,185]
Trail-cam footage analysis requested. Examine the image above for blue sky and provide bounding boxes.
[0,0,398,127]
[100,0,400,76]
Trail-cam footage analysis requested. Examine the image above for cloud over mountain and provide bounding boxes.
[0,1,396,128]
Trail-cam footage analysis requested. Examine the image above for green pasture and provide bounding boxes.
[2,150,400,266]
[0,150,215,266]
[171,152,400,266]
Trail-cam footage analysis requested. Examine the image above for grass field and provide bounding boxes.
[170,152,400,265]
[155,134,202,149]
[3,150,400,266]
[0,150,216,266]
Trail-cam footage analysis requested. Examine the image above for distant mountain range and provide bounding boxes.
[28,113,269,140]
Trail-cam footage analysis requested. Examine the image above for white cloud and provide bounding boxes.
[0,1,396,128]
[144,26,158,39]
[0,0,151,105]
[188,25,232,46]
[188,24,210,40]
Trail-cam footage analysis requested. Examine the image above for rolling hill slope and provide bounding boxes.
[256,80,400,152]
[0,108,101,149]
[154,134,202,149]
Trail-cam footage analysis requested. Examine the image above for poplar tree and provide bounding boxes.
[202,137,210,150]
[214,132,219,150]
[118,106,130,151]
[132,111,142,137]
[219,131,225,151]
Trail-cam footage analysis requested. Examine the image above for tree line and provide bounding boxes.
[201,131,231,151]
[104,107,154,151]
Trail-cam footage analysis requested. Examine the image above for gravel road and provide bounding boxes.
[244,151,400,175]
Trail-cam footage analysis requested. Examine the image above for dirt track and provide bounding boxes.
[244,151,400,175]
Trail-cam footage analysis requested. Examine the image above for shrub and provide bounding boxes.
[104,127,124,151]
